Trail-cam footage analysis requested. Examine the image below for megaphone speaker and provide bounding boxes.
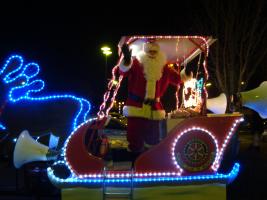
[207,93,227,114]
[13,130,58,168]
[241,81,267,119]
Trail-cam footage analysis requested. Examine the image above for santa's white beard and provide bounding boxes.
[137,51,167,99]
[137,51,167,81]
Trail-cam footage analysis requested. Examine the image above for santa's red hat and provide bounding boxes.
[143,38,160,53]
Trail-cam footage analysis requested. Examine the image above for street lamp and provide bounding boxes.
[101,46,112,80]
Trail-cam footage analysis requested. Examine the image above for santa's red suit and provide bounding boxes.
[119,49,185,153]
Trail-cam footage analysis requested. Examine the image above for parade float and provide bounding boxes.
[12,36,247,200]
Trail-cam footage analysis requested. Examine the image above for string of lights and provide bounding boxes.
[47,161,240,186]
[0,55,91,131]
[0,123,6,130]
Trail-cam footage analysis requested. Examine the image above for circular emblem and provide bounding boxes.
[173,129,217,172]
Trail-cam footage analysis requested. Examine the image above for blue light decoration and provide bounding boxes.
[0,122,6,130]
[47,160,240,187]
[196,77,204,96]
[0,55,91,131]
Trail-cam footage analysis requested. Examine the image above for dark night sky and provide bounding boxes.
[0,1,266,115]
[0,1,201,114]
[0,0,267,140]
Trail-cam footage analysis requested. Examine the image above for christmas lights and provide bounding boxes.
[59,117,242,180]
[171,127,219,174]
[47,162,240,186]
[127,36,209,57]
[62,117,97,175]
[46,36,242,189]
[0,123,6,130]
[183,78,203,108]
[0,55,91,130]
[211,117,244,170]
[97,65,123,118]
[98,36,211,118]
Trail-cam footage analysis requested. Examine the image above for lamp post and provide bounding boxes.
[101,46,112,80]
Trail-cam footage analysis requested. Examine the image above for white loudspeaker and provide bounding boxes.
[241,81,267,119]
[13,130,58,168]
[207,93,227,114]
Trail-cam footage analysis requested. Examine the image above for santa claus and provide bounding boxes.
[119,39,192,157]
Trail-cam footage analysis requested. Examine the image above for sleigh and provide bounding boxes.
[0,36,242,199]
[45,36,242,192]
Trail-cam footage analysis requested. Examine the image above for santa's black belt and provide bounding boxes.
[128,93,159,106]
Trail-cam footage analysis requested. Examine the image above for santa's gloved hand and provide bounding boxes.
[121,43,132,66]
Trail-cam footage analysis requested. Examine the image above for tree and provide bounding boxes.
[194,0,267,110]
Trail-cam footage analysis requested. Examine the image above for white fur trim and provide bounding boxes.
[119,58,133,72]
[123,105,166,120]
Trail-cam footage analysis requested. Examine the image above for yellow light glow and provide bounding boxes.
[206,82,212,87]
[101,47,111,51]
[112,80,118,85]
[241,81,245,85]
[183,78,203,108]
[101,46,112,56]
[103,50,112,56]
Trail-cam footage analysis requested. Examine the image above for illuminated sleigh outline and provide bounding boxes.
[47,36,243,188]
